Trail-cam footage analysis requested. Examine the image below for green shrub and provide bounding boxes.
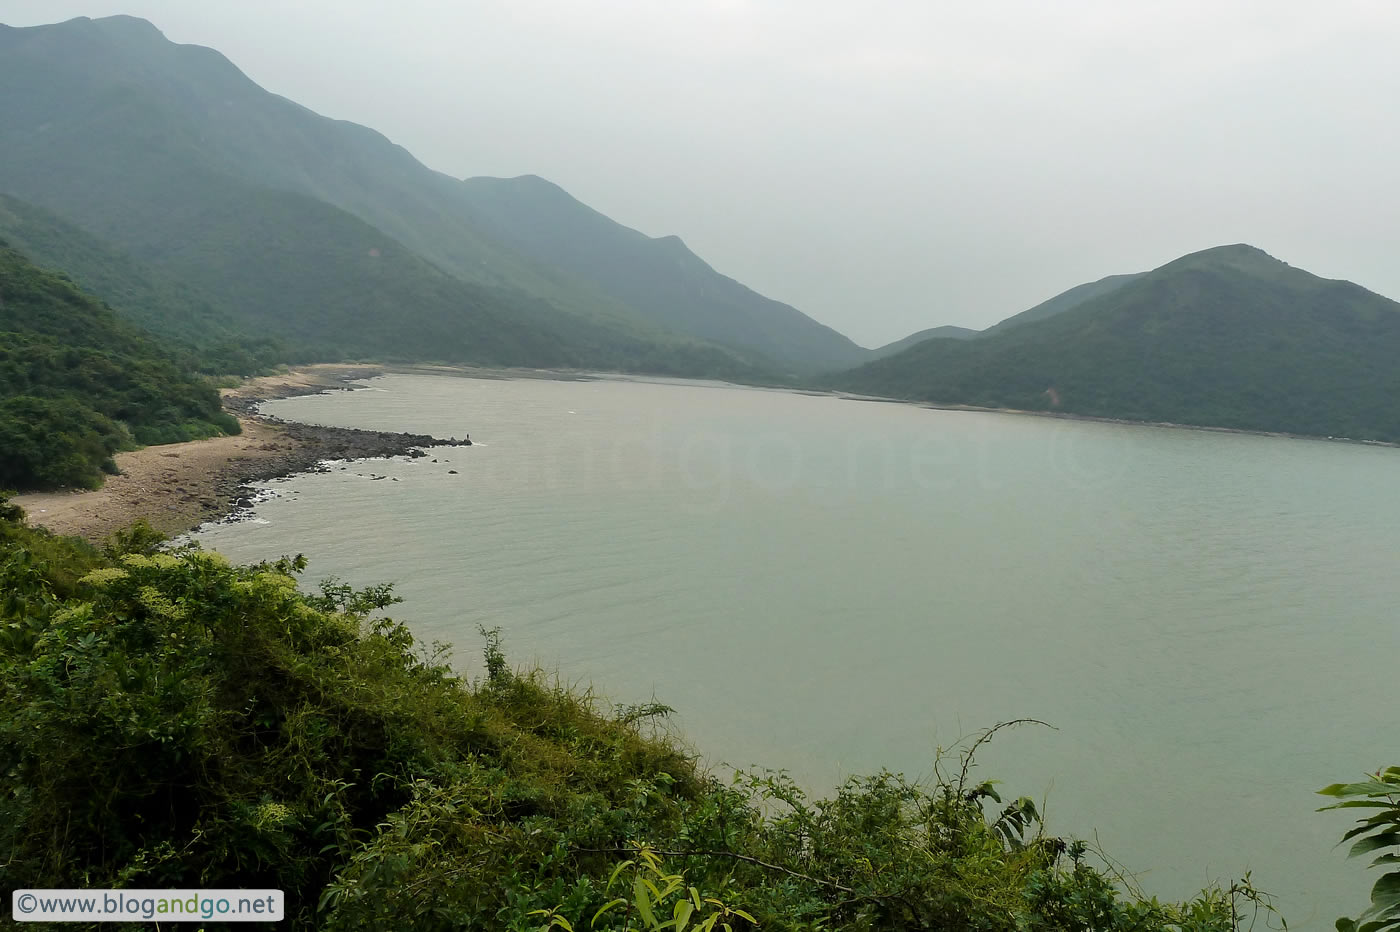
[0,395,131,489]
[1320,767,1400,932]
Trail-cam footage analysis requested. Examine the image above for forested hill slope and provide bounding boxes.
[828,245,1400,442]
[980,272,1143,336]
[0,15,856,376]
[0,243,237,490]
[0,193,282,374]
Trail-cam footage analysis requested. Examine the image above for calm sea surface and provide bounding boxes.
[196,372,1399,925]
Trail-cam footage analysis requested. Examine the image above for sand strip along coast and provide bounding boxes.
[15,365,471,542]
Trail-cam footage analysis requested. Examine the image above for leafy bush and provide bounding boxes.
[0,489,23,522]
[1321,768,1400,932]
[0,395,129,489]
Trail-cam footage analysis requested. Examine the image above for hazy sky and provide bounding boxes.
[6,0,1399,346]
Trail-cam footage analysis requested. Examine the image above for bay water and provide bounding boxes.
[196,371,1400,925]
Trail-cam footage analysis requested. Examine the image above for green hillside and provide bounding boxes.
[0,243,237,489]
[829,245,1400,442]
[459,175,867,372]
[0,15,849,376]
[0,193,283,373]
[981,272,1142,336]
[144,182,772,378]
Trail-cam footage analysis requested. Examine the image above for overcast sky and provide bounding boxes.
[6,0,1399,346]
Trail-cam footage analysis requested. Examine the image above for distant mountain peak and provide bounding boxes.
[1170,243,1286,271]
[463,174,583,209]
[1189,243,1276,262]
[652,233,689,250]
[1157,243,1328,289]
[1189,243,1272,258]
[67,14,166,39]
[483,173,564,193]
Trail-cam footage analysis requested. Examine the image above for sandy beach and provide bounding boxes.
[14,364,466,542]
[14,418,302,540]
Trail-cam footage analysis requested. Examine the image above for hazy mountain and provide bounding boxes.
[130,179,770,376]
[0,242,235,489]
[868,325,978,360]
[829,245,1400,442]
[0,15,853,375]
[458,175,866,370]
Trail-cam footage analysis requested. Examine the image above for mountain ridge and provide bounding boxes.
[827,244,1400,442]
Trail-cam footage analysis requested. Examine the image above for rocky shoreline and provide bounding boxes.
[16,365,472,542]
[205,369,472,527]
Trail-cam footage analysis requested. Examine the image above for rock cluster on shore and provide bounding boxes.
[211,383,472,525]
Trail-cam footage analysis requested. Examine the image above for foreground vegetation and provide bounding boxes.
[0,244,238,490]
[15,502,1392,930]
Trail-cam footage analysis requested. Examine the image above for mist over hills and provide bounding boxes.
[0,14,860,377]
[829,245,1400,442]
